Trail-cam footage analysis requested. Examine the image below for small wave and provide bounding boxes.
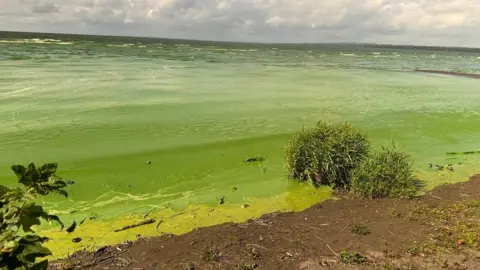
[230,49,258,52]
[107,44,134,48]
[3,55,31,60]
[0,38,69,45]
[340,53,357,57]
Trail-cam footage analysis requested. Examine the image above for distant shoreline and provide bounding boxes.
[415,69,480,79]
[1,30,479,53]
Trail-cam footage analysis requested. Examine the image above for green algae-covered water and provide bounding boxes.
[1,32,479,257]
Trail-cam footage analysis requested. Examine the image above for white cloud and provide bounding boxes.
[0,0,479,46]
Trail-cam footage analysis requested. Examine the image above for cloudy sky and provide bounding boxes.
[1,0,479,47]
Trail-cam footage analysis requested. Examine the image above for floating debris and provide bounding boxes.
[146,161,152,164]
[72,237,82,243]
[66,221,77,233]
[242,204,250,209]
[232,186,238,191]
[244,156,266,163]
[219,196,225,205]
[114,219,156,232]
[79,216,97,225]
[446,150,480,156]
[155,218,163,232]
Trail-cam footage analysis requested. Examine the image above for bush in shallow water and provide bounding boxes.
[285,121,370,188]
[350,145,419,198]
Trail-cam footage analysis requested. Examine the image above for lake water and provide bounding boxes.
[1,32,479,256]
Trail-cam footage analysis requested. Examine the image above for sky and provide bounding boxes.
[1,0,479,47]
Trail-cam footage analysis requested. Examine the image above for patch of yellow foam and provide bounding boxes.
[44,184,331,259]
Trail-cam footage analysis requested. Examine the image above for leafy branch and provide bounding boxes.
[0,163,72,269]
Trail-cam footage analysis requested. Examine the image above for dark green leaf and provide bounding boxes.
[52,180,67,188]
[0,185,11,197]
[44,214,64,230]
[20,235,48,243]
[37,163,58,184]
[30,259,49,270]
[18,204,45,232]
[17,238,52,263]
[10,165,26,178]
[54,189,68,198]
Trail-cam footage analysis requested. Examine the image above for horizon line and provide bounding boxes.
[1,30,479,51]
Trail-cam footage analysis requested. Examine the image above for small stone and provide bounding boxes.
[72,237,82,243]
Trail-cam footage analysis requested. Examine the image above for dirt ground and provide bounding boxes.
[50,175,480,270]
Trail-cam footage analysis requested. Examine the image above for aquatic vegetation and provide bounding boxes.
[0,163,71,269]
[286,122,420,198]
[350,145,419,198]
[285,121,370,189]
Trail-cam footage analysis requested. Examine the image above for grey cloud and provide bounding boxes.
[32,1,60,13]
[0,0,479,47]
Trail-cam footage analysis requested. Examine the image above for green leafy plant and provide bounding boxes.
[0,163,71,269]
[285,121,370,188]
[339,250,368,264]
[350,145,419,198]
[351,224,371,236]
[201,247,222,263]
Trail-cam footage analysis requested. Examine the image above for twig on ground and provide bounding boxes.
[341,224,350,232]
[316,236,339,257]
[246,244,269,251]
[297,224,329,230]
[326,244,339,258]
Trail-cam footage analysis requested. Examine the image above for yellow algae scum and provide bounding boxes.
[42,161,480,259]
[43,184,332,259]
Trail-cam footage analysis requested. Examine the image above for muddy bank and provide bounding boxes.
[51,175,480,270]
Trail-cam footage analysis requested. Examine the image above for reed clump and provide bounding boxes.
[285,121,420,198]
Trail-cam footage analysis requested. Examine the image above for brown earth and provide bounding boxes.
[50,175,480,270]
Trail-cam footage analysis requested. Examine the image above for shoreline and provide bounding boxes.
[414,69,480,79]
[50,174,480,269]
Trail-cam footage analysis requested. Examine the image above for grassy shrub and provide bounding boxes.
[350,145,418,198]
[285,121,370,188]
